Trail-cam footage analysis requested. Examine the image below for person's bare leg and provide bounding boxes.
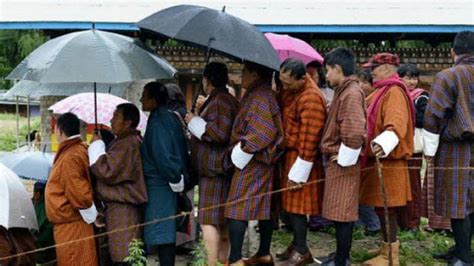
[218,225,230,263]
[201,224,220,266]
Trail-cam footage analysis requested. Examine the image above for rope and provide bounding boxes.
[1,163,472,261]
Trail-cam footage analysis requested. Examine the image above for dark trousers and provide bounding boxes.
[289,213,309,254]
[451,213,474,263]
[152,243,176,266]
[228,219,273,263]
[334,222,353,264]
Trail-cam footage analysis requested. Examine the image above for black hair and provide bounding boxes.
[357,69,373,84]
[244,61,274,83]
[306,60,327,88]
[165,83,185,104]
[453,31,474,55]
[280,58,306,80]
[324,48,355,76]
[116,103,140,129]
[203,62,229,88]
[56,112,80,137]
[398,64,420,78]
[144,81,169,106]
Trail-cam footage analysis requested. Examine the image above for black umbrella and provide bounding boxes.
[137,4,280,71]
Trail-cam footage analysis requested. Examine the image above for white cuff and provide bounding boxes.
[422,129,440,157]
[371,130,399,158]
[169,175,184,192]
[288,156,313,183]
[79,203,98,224]
[187,116,207,140]
[337,143,361,167]
[231,142,254,170]
[88,140,106,166]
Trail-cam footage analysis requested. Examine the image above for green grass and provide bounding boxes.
[0,113,40,151]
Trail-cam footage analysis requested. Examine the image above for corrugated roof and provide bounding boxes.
[0,0,472,27]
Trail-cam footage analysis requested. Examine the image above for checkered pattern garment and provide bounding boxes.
[280,75,326,215]
[91,130,147,262]
[359,84,414,207]
[189,90,239,224]
[398,156,422,229]
[320,78,367,222]
[421,160,451,229]
[225,81,284,221]
[423,55,474,219]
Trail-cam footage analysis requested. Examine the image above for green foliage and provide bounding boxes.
[0,30,48,90]
[190,239,208,266]
[0,113,41,151]
[123,239,147,266]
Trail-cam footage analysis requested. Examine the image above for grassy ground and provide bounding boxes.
[188,218,461,266]
[0,113,41,151]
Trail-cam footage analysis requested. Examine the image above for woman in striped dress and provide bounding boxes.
[186,62,239,266]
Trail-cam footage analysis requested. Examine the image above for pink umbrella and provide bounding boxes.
[49,93,148,130]
[265,33,324,65]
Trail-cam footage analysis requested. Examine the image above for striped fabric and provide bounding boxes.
[191,90,239,178]
[279,75,326,215]
[225,81,284,221]
[104,203,143,262]
[190,90,238,225]
[321,78,366,222]
[421,161,451,230]
[360,84,414,207]
[398,156,422,229]
[423,55,474,219]
[53,220,97,266]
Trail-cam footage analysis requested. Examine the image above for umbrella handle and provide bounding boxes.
[191,39,214,113]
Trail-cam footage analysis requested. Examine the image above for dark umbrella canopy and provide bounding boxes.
[137,5,280,70]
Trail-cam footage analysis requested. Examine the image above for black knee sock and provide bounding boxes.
[290,213,309,254]
[157,243,176,266]
[228,219,248,263]
[334,221,353,264]
[377,211,398,243]
[451,217,472,263]
[256,219,273,257]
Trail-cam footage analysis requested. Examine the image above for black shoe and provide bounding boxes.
[432,246,455,261]
[447,257,473,266]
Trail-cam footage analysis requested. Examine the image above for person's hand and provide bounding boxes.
[92,130,102,142]
[330,155,338,162]
[287,180,303,190]
[194,95,207,115]
[424,155,434,163]
[94,212,105,228]
[372,143,385,158]
[185,112,195,124]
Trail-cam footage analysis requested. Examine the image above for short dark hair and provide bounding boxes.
[306,61,327,88]
[56,112,80,137]
[398,64,420,78]
[144,81,168,106]
[116,103,140,129]
[324,48,355,76]
[203,62,229,88]
[453,31,474,55]
[357,69,373,84]
[280,58,306,80]
[165,83,185,104]
[244,61,274,83]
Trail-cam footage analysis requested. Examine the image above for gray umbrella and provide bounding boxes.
[7,29,176,127]
[7,29,176,83]
[137,4,280,70]
[0,151,54,182]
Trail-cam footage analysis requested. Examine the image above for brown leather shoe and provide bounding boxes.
[283,250,314,266]
[243,254,275,265]
[276,244,295,260]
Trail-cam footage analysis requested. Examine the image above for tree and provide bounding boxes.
[0,30,48,90]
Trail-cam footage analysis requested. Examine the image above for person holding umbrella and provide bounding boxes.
[185,62,239,266]
[140,81,188,266]
[224,62,284,266]
[277,58,326,265]
[359,53,415,266]
[45,112,98,266]
[88,103,148,265]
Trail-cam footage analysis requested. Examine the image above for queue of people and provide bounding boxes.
[10,30,469,266]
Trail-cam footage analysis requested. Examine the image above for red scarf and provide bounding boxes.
[362,74,415,163]
[408,88,425,103]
